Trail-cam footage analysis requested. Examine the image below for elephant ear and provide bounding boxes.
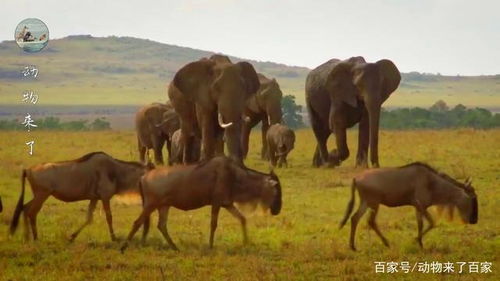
[236,61,260,98]
[376,59,401,103]
[327,62,358,108]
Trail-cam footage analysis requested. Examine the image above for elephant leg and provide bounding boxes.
[151,136,164,165]
[332,124,349,166]
[356,108,369,168]
[261,118,270,160]
[268,144,277,167]
[165,138,172,165]
[137,137,146,164]
[199,111,216,161]
[310,118,330,167]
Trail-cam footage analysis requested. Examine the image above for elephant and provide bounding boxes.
[266,123,295,168]
[305,56,400,168]
[169,129,201,165]
[241,73,283,159]
[168,54,260,164]
[135,102,180,165]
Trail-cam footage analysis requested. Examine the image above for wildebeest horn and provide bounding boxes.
[218,113,233,128]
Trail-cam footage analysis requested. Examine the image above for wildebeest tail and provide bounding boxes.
[10,169,27,234]
[339,179,356,229]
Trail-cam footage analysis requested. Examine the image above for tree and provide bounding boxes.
[430,100,449,112]
[281,95,305,129]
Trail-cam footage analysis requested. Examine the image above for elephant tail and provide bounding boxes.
[10,169,27,235]
[339,179,357,229]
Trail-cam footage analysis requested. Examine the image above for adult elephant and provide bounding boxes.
[168,55,260,163]
[241,73,283,159]
[135,102,180,165]
[306,56,400,168]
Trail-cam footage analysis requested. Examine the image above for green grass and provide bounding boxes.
[0,129,498,280]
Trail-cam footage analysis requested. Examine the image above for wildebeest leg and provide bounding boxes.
[157,206,178,251]
[225,205,248,245]
[350,200,368,251]
[25,193,50,241]
[121,206,154,252]
[421,209,435,238]
[102,200,117,241]
[415,209,424,248]
[209,205,221,248]
[367,206,389,247]
[356,109,369,168]
[70,199,98,242]
[142,215,150,245]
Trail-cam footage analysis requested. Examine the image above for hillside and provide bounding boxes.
[0,35,499,109]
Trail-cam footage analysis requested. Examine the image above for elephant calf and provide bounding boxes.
[135,102,179,165]
[266,124,295,168]
[170,129,201,165]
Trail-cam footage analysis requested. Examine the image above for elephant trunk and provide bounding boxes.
[367,104,380,167]
[218,113,233,128]
[224,121,243,162]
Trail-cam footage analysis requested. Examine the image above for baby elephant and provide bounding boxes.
[170,129,201,165]
[266,124,295,167]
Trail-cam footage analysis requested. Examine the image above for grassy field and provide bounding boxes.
[0,129,498,280]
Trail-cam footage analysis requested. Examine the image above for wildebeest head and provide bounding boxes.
[261,170,282,215]
[457,178,478,224]
[113,160,152,192]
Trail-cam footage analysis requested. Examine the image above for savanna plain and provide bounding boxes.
[0,128,498,281]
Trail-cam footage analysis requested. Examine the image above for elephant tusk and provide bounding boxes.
[218,113,233,128]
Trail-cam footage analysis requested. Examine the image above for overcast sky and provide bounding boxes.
[1,0,498,75]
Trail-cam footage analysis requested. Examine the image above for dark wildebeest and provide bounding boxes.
[0,196,3,213]
[10,152,152,241]
[340,162,478,250]
[121,156,282,252]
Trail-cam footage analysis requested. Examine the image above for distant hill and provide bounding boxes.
[0,35,499,109]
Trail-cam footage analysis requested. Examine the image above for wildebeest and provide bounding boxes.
[339,162,478,250]
[0,196,3,213]
[120,156,282,252]
[10,152,152,241]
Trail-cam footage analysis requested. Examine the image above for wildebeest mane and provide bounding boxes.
[73,151,144,168]
[400,162,475,195]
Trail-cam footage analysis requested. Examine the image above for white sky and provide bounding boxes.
[1,0,499,75]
